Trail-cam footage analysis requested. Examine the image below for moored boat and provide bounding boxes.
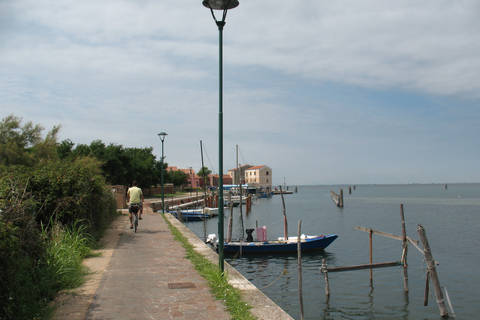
[207,232,338,254]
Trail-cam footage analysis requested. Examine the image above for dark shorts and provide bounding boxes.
[129,203,142,214]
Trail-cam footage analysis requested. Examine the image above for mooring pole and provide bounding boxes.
[424,270,430,306]
[400,204,409,293]
[321,259,330,296]
[417,224,449,317]
[297,221,304,320]
[339,188,344,207]
[369,228,373,280]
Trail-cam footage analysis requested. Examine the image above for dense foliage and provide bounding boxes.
[0,115,117,319]
[58,139,168,187]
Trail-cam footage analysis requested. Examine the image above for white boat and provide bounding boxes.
[185,207,220,217]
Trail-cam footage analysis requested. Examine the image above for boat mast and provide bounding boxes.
[236,145,245,239]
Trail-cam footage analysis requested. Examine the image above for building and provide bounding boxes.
[230,165,272,189]
[167,166,232,189]
[227,164,253,185]
[244,165,272,188]
[167,167,200,188]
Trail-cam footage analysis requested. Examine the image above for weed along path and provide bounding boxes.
[54,203,293,320]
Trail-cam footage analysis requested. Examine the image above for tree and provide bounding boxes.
[168,170,188,189]
[57,139,75,159]
[0,114,60,166]
[58,140,164,187]
[197,166,212,186]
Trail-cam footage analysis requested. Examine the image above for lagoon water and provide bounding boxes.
[186,184,480,319]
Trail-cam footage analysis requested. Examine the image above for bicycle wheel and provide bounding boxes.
[134,214,138,233]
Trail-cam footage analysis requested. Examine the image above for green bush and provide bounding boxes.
[0,158,117,319]
[0,221,54,320]
[3,158,117,239]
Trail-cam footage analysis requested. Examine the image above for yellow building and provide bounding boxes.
[244,165,272,189]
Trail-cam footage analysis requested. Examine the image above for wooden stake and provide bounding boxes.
[227,217,232,243]
[321,259,330,296]
[298,221,304,320]
[417,224,449,317]
[339,188,344,207]
[400,204,409,293]
[325,261,401,273]
[369,228,373,280]
[280,185,288,241]
[424,270,430,306]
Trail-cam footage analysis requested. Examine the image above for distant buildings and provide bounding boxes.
[167,166,232,189]
[167,164,272,189]
[227,164,272,189]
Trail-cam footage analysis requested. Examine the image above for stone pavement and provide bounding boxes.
[54,204,294,320]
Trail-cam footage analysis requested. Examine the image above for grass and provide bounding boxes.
[161,213,257,320]
[43,220,94,290]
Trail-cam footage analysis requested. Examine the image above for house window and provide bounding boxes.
[266,171,269,175]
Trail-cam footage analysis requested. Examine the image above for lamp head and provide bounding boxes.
[157,132,168,142]
[202,0,239,10]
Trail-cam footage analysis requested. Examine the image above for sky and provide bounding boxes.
[1,0,479,185]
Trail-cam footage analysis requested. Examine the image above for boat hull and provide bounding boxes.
[223,234,338,254]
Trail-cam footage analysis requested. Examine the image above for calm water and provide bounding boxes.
[186,184,480,319]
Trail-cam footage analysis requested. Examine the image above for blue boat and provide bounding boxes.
[171,211,209,221]
[208,234,338,254]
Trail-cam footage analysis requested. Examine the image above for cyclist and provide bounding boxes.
[126,180,145,229]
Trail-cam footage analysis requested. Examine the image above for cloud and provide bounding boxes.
[1,0,480,184]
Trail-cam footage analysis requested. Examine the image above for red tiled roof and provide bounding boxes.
[228,164,252,171]
[246,165,266,170]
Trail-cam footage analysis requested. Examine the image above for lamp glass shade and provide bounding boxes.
[202,0,239,10]
[157,132,168,141]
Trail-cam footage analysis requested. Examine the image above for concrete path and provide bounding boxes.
[54,204,294,320]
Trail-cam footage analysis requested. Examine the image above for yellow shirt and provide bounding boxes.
[127,186,143,204]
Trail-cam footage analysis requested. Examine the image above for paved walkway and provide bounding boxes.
[54,203,294,320]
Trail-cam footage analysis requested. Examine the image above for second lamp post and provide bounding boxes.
[158,132,168,213]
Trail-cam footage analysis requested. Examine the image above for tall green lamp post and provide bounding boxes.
[202,0,239,272]
[158,132,168,213]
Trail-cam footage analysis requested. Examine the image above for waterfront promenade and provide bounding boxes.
[54,197,293,320]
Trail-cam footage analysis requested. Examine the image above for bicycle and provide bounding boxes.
[129,204,140,233]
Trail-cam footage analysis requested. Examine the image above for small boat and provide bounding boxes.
[207,230,338,254]
[182,207,220,217]
[171,212,207,221]
[170,209,212,221]
[257,191,274,198]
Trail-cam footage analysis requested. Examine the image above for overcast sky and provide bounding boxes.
[1,0,479,185]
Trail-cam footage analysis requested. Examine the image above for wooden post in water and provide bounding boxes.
[321,259,330,296]
[339,189,344,207]
[400,204,409,293]
[246,194,252,213]
[297,221,304,320]
[417,224,449,317]
[349,186,352,194]
[280,185,288,242]
[424,270,430,306]
[369,228,373,280]
[227,216,232,243]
